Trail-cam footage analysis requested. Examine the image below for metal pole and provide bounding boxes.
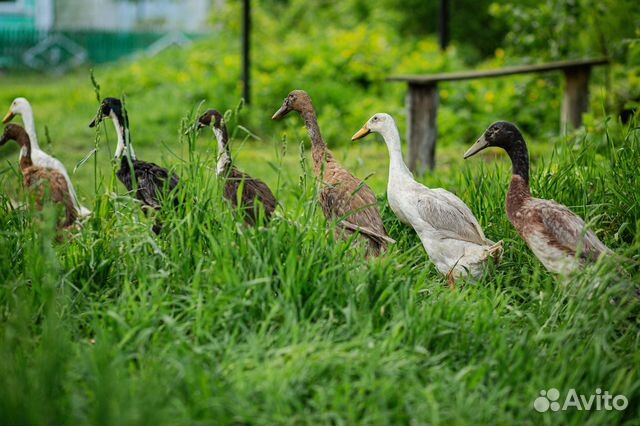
[438,0,449,51]
[242,0,251,104]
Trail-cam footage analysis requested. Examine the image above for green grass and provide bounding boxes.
[1,64,640,425]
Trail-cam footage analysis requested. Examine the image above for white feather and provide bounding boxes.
[10,98,91,217]
[213,127,230,176]
[365,113,502,280]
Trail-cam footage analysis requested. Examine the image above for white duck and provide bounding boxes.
[3,97,90,217]
[352,113,503,285]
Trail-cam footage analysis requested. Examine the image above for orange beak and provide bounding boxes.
[351,126,371,141]
[2,111,15,124]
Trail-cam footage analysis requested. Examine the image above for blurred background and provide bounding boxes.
[0,0,639,199]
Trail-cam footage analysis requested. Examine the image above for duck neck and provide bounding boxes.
[380,124,413,180]
[16,131,33,169]
[213,126,231,176]
[111,111,135,160]
[505,140,531,217]
[505,139,530,185]
[300,108,329,175]
[20,106,40,150]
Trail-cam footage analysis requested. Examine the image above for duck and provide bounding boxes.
[0,124,77,228]
[3,97,91,217]
[464,121,612,274]
[195,109,277,225]
[352,113,502,285]
[272,90,393,256]
[89,97,179,233]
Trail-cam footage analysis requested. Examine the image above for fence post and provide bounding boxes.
[562,65,591,129]
[407,83,439,172]
[242,0,251,104]
[439,0,449,51]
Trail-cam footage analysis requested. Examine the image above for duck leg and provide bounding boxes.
[446,270,456,290]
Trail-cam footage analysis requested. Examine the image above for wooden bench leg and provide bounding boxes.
[407,83,438,172]
[562,66,591,129]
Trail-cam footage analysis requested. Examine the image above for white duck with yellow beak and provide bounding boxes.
[3,97,90,217]
[352,113,503,285]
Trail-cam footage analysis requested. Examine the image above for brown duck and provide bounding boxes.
[272,90,393,256]
[464,121,612,274]
[196,109,277,225]
[0,124,77,228]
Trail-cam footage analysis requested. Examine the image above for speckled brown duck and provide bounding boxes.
[0,124,77,228]
[90,98,179,233]
[272,90,393,256]
[196,109,277,225]
[464,121,612,274]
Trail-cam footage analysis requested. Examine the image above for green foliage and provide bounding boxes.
[3,0,620,190]
[378,0,511,58]
[490,0,639,61]
[252,0,511,59]
[1,3,639,423]
[0,108,639,425]
[490,0,640,120]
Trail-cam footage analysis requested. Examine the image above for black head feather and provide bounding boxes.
[481,121,524,149]
[197,109,224,129]
[90,97,127,128]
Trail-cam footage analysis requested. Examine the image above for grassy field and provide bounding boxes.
[1,60,640,426]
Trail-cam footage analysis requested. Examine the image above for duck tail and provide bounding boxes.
[487,240,504,263]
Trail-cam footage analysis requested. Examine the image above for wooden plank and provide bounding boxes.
[407,83,438,172]
[562,66,591,129]
[388,58,608,85]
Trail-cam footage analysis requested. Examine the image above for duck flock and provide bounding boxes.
[1,89,612,285]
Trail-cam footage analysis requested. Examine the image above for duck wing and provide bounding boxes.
[339,220,396,244]
[24,167,78,226]
[130,160,179,209]
[414,186,488,245]
[536,199,611,261]
[31,149,89,216]
[320,165,389,242]
[225,168,278,224]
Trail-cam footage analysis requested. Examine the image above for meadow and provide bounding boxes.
[1,16,640,426]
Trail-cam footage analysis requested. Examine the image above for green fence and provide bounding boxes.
[0,29,203,70]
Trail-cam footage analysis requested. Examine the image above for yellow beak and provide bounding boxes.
[2,111,15,124]
[351,127,370,141]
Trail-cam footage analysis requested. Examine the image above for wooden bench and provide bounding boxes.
[388,58,609,172]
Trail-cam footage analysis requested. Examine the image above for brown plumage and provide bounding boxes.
[196,109,277,226]
[272,90,392,256]
[464,121,611,274]
[0,124,77,227]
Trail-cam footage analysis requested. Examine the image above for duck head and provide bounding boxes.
[196,109,229,145]
[271,90,313,120]
[196,109,224,130]
[0,124,27,147]
[351,113,394,141]
[2,97,31,124]
[464,121,523,158]
[89,97,133,159]
[89,97,126,128]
